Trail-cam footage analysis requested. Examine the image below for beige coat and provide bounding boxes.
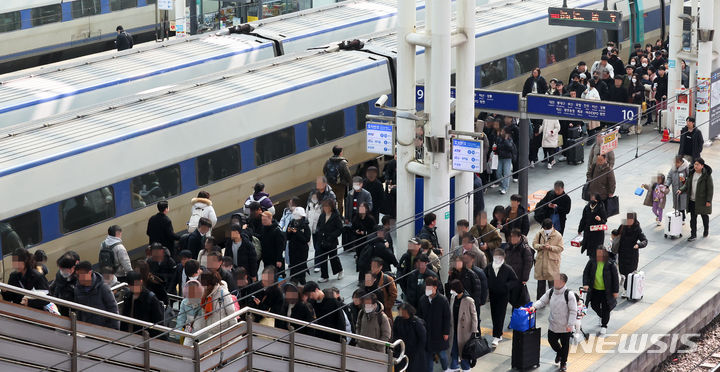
[447,295,478,354]
[532,229,564,280]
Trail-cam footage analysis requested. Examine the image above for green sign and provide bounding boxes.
[444,211,450,220]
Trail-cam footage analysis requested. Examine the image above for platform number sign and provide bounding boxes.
[451,139,483,173]
[366,123,394,155]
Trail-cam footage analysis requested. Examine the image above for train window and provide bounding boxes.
[72,0,101,19]
[255,127,295,166]
[621,20,630,41]
[197,145,241,186]
[130,164,181,209]
[356,102,369,130]
[546,39,569,65]
[0,12,21,33]
[308,111,345,148]
[60,187,116,234]
[1,211,42,255]
[514,48,539,75]
[480,59,507,87]
[575,31,596,55]
[110,0,139,11]
[31,4,62,26]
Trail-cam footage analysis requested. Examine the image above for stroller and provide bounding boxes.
[573,287,590,343]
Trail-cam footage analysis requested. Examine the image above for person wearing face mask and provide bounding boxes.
[307,176,337,274]
[529,273,577,372]
[447,279,479,372]
[405,254,442,308]
[393,302,427,372]
[286,206,311,285]
[630,73,646,106]
[279,196,300,267]
[533,219,564,300]
[416,276,451,371]
[355,292,392,352]
[578,193,608,260]
[74,261,120,329]
[345,176,373,223]
[276,283,316,336]
[582,249,619,337]
[351,202,376,277]
[175,279,206,345]
[446,257,483,321]
[49,253,79,316]
[485,249,518,347]
[615,213,648,290]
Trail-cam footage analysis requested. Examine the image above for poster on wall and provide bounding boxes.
[696,77,711,113]
[674,90,690,138]
[710,69,720,138]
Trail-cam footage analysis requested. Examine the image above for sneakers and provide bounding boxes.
[656,218,662,226]
[500,189,507,195]
[512,178,518,183]
[491,337,502,347]
[560,364,567,372]
[688,236,697,242]
[547,162,553,169]
[337,271,344,280]
[318,277,329,283]
[490,183,499,188]
[313,267,320,273]
[529,161,535,168]
[558,155,567,162]
[599,327,607,337]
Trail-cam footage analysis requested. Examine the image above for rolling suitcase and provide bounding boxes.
[566,125,583,139]
[665,195,683,239]
[627,271,645,301]
[565,137,584,165]
[665,211,683,239]
[511,328,541,370]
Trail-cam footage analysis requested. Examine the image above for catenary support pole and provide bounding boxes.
[518,112,530,212]
[424,0,452,280]
[396,0,418,258]
[454,0,476,232]
[696,0,714,140]
[666,0,683,135]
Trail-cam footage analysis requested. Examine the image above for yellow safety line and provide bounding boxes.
[478,327,552,347]
[567,252,720,371]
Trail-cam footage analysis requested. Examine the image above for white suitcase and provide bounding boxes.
[664,210,683,239]
[627,271,645,301]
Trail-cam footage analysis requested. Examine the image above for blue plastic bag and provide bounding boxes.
[509,303,536,332]
[634,187,644,196]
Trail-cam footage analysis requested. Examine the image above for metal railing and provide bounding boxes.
[0,282,406,371]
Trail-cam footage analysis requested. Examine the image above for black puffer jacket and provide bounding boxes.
[49,271,77,316]
[616,221,648,275]
[75,271,120,329]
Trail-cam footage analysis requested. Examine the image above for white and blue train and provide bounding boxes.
[0,0,667,277]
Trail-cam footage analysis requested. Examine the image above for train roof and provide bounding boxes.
[0,50,391,219]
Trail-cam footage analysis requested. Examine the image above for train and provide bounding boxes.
[0,0,667,278]
[0,0,426,127]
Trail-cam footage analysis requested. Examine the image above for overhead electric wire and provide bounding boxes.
[48,87,701,371]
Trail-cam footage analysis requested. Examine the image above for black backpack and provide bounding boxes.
[123,31,133,48]
[325,159,341,184]
[548,288,577,305]
[99,241,120,272]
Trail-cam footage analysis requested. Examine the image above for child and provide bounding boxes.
[642,174,669,226]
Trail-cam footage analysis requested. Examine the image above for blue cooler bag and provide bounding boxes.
[509,304,536,332]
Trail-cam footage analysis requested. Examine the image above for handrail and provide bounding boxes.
[0,282,406,367]
[0,282,192,338]
[192,306,406,364]
[109,282,128,292]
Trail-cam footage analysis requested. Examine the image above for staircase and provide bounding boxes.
[0,282,406,371]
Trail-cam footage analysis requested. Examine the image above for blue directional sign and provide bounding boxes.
[416,86,521,113]
[366,123,394,155]
[451,139,483,172]
[526,94,640,123]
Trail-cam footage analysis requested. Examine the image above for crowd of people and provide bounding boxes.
[0,40,715,372]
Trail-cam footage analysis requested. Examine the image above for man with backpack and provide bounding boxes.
[323,145,352,215]
[115,25,133,51]
[99,225,132,283]
[530,273,577,372]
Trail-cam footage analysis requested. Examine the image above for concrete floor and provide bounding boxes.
[303,127,720,372]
